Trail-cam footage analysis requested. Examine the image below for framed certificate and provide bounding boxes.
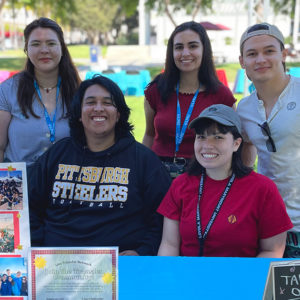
[29,247,118,300]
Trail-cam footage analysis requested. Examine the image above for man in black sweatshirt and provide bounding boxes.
[29,76,171,256]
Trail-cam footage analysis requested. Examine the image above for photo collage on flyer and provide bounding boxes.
[0,162,30,299]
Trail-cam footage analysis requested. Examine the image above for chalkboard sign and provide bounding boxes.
[263,260,300,300]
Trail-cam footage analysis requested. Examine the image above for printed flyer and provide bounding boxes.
[0,162,30,299]
[29,247,118,300]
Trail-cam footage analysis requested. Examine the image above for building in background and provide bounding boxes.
[139,0,292,63]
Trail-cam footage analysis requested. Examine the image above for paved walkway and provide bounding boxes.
[106,45,165,67]
[75,45,166,70]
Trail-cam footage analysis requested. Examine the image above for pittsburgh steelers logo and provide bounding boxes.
[228,215,237,224]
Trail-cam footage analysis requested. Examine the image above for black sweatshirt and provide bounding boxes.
[28,134,171,255]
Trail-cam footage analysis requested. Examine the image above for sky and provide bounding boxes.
[0,257,27,275]
[0,170,22,179]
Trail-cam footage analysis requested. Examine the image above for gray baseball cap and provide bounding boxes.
[189,104,242,134]
[240,23,284,53]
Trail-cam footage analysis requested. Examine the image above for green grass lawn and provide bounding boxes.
[0,57,25,70]
[0,48,25,57]
[67,45,90,58]
[68,45,107,59]
[216,63,242,83]
[126,96,145,142]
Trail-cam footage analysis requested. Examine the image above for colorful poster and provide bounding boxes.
[0,163,30,299]
[29,247,118,300]
[0,257,27,299]
[0,163,30,257]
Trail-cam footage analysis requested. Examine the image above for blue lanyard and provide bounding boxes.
[34,77,61,143]
[175,82,199,155]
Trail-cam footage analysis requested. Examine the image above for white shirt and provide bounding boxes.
[237,76,300,232]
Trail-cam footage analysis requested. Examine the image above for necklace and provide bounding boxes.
[38,83,57,93]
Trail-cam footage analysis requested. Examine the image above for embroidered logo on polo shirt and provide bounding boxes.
[287,102,296,110]
[228,215,237,224]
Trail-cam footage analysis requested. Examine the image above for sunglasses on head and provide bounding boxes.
[257,122,276,152]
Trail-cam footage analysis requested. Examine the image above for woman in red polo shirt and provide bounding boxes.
[157,104,292,257]
[143,21,235,178]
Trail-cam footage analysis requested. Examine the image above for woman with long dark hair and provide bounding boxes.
[0,17,81,165]
[143,21,236,178]
[157,104,292,257]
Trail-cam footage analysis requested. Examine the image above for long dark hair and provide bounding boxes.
[187,119,252,178]
[69,75,134,145]
[17,17,81,118]
[151,21,221,104]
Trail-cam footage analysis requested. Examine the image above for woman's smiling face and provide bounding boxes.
[194,124,241,179]
[173,29,203,75]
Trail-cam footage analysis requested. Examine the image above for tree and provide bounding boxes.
[0,0,5,13]
[69,0,118,45]
[108,0,137,16]
[109,0,213,27]
[26,0,76,22]
[251,0,293,22]
[270,0,297,41]
[146,0,213,26]
[270,0,293,16]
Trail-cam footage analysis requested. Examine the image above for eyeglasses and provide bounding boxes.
[257,122,276,152]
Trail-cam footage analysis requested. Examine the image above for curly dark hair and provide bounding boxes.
[17,17,81,118]
[150,21,221,104]
[69,75,134,145]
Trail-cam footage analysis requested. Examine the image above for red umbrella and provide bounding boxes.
[215,23,231,30]
[199,21,231,31]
